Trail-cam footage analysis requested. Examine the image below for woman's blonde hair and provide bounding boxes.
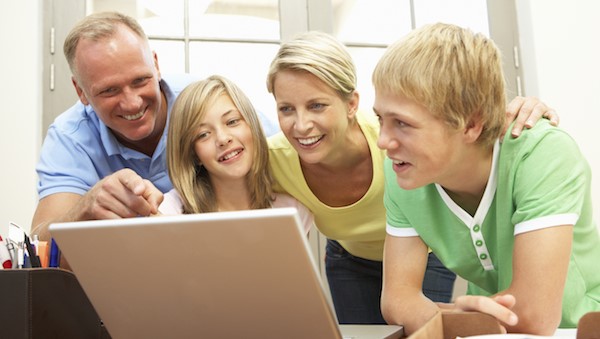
[266,31,357,102]
[373,23,506,147]
[167,75,274,213]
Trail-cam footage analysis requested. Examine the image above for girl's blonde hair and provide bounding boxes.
[167,75,274,213]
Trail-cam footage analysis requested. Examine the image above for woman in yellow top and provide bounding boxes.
[266,31,558,324]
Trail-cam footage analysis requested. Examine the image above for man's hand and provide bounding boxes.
[31,168,163,242]
[81,168,163,219]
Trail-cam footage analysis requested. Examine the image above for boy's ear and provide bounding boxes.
[464,112,484,143]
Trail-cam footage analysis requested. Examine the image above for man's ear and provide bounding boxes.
[153,50,161,82]
[72,77,90,106]
[464,112,484,143]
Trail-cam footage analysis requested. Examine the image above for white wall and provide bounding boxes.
[0,1,41,237]
[517,0,600,224]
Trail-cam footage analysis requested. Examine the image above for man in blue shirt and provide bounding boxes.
[31,12,278,246]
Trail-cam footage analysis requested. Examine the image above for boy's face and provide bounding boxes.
[374,91,465,190]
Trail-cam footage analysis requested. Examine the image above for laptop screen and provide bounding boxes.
[50,208,346,338]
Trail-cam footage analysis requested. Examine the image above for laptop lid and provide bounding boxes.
[49,208,402,339]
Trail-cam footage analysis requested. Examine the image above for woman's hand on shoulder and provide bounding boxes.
[505,96,559,138]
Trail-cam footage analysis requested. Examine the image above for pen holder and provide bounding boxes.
[0,268,111,339]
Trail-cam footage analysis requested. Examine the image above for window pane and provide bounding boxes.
[333,0,412,45]
[150,40,185,74]
[189,41,280,122]
[348,47,387,114]
[189,0,280,40]
[414,0,489,35]
[90,0,185,36]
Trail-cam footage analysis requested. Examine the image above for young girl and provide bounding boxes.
[158,75,313,234]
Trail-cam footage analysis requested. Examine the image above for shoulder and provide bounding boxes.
[49,101,98,136]
[356,109,380,134]
[272,193,314,234]
[158,189,184,215]
[499,120,585,175]
[43,102,104,153]
[268,133,300,176]
[272,193,312,214]
[268,131,292,150]
[502,119,579,153]
[271,193,300,208]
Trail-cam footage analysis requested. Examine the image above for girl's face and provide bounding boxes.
[375,91,465,190]
[272,70,357,165]
[193,93,254,185]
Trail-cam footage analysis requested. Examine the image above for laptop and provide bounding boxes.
[49,208,402,339]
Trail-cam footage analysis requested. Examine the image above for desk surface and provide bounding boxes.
[340,324,403,339]
[456,329,577,338]
[554,328,577,338]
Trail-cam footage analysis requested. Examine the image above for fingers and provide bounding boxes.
[141,179,163,215]
[85,169,161,219]
[113,171,161,216]
[454,295,518,327]
[543,109,560,126]
[504,96,525,138]
[507,96,542,138]
[492,294,517,309]
[505,96,525,122]
[116,168,148,195]
[522,101,550,129]
[507,96,559,138]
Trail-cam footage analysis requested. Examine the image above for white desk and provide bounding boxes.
[553,328,577,338]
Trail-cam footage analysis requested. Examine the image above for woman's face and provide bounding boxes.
[193,93,254,185]
[272,70,357,165]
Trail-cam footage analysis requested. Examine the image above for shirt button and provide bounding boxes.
[475,240,483,247]
[480,253,488,260]
[473,225,480,232]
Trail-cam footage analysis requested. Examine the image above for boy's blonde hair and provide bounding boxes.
[373,23,506,147]
[167,75,274,213]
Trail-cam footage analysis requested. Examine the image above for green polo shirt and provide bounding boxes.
[384,120,600,327]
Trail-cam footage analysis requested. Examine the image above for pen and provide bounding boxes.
[49,238,61,268]
[24,234,41,268]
